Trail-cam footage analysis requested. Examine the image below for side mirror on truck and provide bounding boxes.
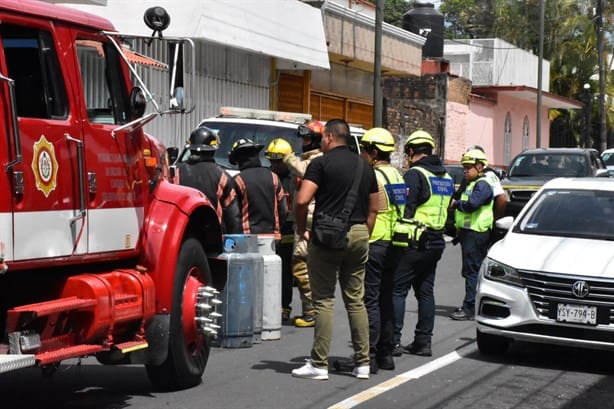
[167,146,179,164]
[110,7,195,136]
[129,87,147,119]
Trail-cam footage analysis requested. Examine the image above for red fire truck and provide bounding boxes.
[0,0,225,390]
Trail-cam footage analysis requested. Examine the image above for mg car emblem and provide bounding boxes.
[571,281,590,298]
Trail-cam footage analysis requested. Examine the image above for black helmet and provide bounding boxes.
[188,126,220,152]
[228,138,264,165]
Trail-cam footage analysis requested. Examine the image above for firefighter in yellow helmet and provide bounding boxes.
[359,127,407,372]
[265,138,296,323]
[391,130,454,357]
[449,148,494,321]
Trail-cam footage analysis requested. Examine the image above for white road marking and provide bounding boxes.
[328,343,477,409]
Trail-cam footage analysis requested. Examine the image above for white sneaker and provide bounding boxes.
[352,364,370,379]
[291,359,329,380]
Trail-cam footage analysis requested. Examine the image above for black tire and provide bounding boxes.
[146,237,212,390]
[476,328,510,356]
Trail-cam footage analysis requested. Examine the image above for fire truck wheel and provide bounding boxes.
[146,237,212,390]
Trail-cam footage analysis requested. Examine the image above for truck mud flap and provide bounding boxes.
[142,313,170,365]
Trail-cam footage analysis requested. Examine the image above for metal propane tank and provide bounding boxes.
[216,234,263,348]
[257,235,282,340]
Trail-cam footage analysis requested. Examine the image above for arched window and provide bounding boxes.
[504,112,512,164]
[522,116,530,150]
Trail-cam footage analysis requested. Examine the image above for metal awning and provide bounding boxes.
[122,47,167,69]
[60,0,330,70]
[472,85,583,110]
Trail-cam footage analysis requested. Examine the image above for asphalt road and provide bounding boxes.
[3,243,614,409]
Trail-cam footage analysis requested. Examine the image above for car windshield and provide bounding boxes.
[602,152,614,167]
[178,121,302,169]
[516,189,614,240]
[508,153,588,177]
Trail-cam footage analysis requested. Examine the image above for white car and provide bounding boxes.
[601,148,614,176]
[475,177,614,355]
[173,107,365,174]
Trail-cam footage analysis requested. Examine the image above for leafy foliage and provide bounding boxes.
[438,0,613,147]
[363,0,613,147]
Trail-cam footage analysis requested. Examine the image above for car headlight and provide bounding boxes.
[481,258,524,287]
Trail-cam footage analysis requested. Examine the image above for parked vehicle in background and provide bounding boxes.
[0,2,224,390]
[476,177,614,356]
[444,163,506,192]
[172,107,364,174]
[444,164,464,190]
[501,148,608,216]
[601,148,614,176]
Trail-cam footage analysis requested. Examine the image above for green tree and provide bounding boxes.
[439,0,613,147]
[363,0,412,27]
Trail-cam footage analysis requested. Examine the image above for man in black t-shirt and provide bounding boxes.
[291,119,378,381]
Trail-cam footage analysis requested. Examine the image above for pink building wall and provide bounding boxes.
[445,92,551,169]
[445,98,496,166]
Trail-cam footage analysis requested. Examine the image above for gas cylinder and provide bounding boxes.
[257,235,282,341]
[217,234,263,348]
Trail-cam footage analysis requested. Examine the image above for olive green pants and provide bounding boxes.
[307,224,370,369]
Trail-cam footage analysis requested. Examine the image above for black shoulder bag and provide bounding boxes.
[312,159,364,249]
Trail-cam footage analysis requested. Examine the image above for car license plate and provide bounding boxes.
[556,304,597,325]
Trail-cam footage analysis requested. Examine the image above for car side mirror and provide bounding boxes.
[167,146,179,164]
[495,216,514,231]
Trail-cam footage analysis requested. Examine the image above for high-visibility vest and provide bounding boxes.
[412,166,454,230]
[454,176,494,232]
[371,165,407,242]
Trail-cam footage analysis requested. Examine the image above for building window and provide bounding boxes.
[522,116,530,151]
[504,112,512,164]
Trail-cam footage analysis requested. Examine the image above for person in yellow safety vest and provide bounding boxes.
[451,145,508,245]
[358,128,407,374]
[391,130,454,358]
[449,149,494,321]
[266,138,297,323]
[282,120,325,327]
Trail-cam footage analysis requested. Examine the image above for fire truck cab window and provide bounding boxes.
[1,25,68,119]
[76,39,130,125]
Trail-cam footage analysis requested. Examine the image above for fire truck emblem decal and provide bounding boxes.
[31,135,59,197]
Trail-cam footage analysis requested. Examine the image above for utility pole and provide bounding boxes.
[536,0,544,148]
[373,0,383,127]
[583,83,592,148]
[595,0,607,151]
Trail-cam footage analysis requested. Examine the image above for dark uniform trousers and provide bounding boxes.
[364,240,400,357]
[391,245,444,346]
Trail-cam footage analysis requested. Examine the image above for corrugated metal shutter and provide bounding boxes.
[131,39,272,149]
